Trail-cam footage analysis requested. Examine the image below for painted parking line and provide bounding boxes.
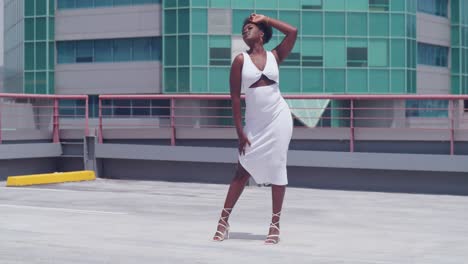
[0,204,128,215]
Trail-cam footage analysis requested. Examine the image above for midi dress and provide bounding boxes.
[238,51,293,186]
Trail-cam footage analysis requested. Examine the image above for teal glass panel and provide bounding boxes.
[75,40,93,63]
[391,70,406,93]
[209,0,230,8]
[209,67,230,93]
[76,0,93,8]
[25,0,34,16]
[178,67,190,92]
[35,72,47,94]
[256,0,276,9]
[36,42,47,69]
[95,0,113,7]
[49,18,55,40]
[25,18,35,41]
[192,0,208,7]
[192,8,207,33]
[113,39,132,61]
[49,0,55,14]
[325,12,345,35]
[151,37,161,61]
[452,48,460,72]
[178,35,190,65]
[57,42,75,64]
[451,75,460,94]
[369,39,388,67]
[302,0,323,10]
[164,0,176,7]
[452,26,459,46]
[302,37,322,56]
[280,68,301,93]
[209,35,230,47]
[325,69,345,93]
[57,0,73,9]
[302,12,322,35]
[165,10,177,34]
[279,11,300,29]
[164,68,177,92]
[264,36,280,51]
[407,15,416,38]
[391,14,405,37]
[302,69,323,93]
[346,0,368,10]
[347,38,367,47]
[178,8,190,33]
[279,0,300,9]
[95,40,113,62]
[36,0,47,15]
[25,43,35,70]
[232,10,252,34]
[192,35,208,65]
[391,39,405,67]
[48,42,55,70]
[347,13,367,36]
[48,72,55,94]
[369,70,389,93]
[324,38,345,67]
[390,0,406,11]
[133,38,152,61]
[191,67,208,93]
[113,0,132,6]
[347,69,368,93]
[25,72,35,94]
[369,13,389,36]
[35,18,47,41]
[323,0,345,10]
[165,36,177,66]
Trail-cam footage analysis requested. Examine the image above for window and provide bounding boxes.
[465,100,468,112]
[302,0,322,9]
[406,100,448,117]
[417,0,448,17]
[209,48,231,66]
[369,0,389,11]
[417,42,449,67]
[347,47,367,67]
[57,37,162,64]
[57,0,161,9]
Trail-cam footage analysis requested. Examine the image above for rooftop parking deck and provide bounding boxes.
[1,179,467,264]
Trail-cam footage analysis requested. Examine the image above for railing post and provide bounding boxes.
[170,98,176,146]
[52,98,60,143]
[98,97,103,144]
[350,99,355,153]
[449,99,455,155]
[85,96,89,137]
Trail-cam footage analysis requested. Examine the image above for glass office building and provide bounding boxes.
[3,0,468,96]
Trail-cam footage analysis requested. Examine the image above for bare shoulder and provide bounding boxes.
[232,53,244,65]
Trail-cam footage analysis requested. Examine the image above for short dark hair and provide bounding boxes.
[242,18,273,44]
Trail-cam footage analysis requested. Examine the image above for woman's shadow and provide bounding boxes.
[229,232,265,241]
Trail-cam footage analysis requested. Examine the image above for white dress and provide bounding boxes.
[238,51,293,186]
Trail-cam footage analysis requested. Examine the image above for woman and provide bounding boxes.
[212,13,297,245]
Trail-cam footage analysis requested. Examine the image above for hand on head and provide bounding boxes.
[249,13,267,24]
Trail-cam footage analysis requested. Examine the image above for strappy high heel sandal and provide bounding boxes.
[264,212,281,245]
[212,208,232,242]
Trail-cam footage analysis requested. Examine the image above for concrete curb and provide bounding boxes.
[6,171,96,187]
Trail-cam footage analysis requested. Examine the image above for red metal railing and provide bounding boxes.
[0,93,89,144]
[98,94,468,155]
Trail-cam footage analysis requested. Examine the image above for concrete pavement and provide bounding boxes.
[1,179,467,264]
